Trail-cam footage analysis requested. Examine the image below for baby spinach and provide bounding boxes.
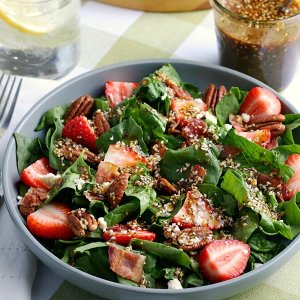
[131,239,192,269]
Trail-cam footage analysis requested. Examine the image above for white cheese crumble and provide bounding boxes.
[38,173,62,188]
[204,111,217,124]
[241,113,250,123]
[167,278,183,289]
[74,177,86,190]
[98,217,107,231]
[224,123,233,131]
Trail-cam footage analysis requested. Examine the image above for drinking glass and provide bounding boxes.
[209,0,300,91]
[0,0,80,79]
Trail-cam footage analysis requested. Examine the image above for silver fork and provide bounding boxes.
[0,73,22,137]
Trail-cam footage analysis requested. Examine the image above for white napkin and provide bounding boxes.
[0,197,37,300]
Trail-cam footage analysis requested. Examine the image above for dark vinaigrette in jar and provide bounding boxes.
[214,0,300,91]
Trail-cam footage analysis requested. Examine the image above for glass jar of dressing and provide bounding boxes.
[209,0,300,91]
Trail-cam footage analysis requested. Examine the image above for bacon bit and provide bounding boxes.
[108,243,146,283]
[220,145,241,159]
[18,187,49,216]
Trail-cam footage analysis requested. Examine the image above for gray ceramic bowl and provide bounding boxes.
[3,59,300,300]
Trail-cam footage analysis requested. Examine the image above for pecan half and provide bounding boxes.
[173,226,214,251]
[65,95,94,122]
[93,109,110,136]
[202,84,227,112]
[107,173,130,209]
[68,208,98,237]
[54,138,101,164]
[157,177,177,195]
[246,114,286,137]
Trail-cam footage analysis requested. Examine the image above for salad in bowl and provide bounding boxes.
[13,63,300,290]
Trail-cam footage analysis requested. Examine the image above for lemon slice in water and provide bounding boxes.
[0,2,57,35]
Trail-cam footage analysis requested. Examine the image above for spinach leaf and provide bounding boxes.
[197,183,238,217]
[35,105,67,131]
[230,86,248,104]
[281,114,300,145]
[74,241,107,253]
[215,91,240,126]
[224,129,294,182]
[125,176,157,215]
[44,155,95,205]
[279,193,300,237]
[96,116,147,153]
[221,169,292,239]
[272,145,300,163]
[14,133,45,174]
[125,101,167,143]
[104,200,139,227]
[160,143,221,185]
[94,97,109,112]
[248,230,282,253]
[131,239,191,269]
[232,208,259,242]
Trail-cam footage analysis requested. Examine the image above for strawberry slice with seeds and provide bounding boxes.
[27,202,74,240]
[198,239,250,283]
[282,154,300,200]
[20,157,54,190]
[172,188,226,230]
[238,129,271,148]
[102,224,156,246]
[96,161,120,184]
[104,144,150,169]
[62,115,98,152]
[105,81,139,108]
[239,87,281,118]
[170,99,207,126]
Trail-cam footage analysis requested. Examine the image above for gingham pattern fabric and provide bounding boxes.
[1,1,299,299]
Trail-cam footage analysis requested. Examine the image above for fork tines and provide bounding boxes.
[0,73,22,137]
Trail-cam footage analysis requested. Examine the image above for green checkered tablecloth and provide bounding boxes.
[40,1,300,299]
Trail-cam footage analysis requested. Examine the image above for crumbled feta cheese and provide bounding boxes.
[98,217,107,231]
[38,173,62,188]
[254,263,263,269]
[17,195,23,201]
[224,123,232,131]
[241,113,250,123]
[167,278,183,289]
[205,111,217,124]
[161,92,168,100]
[74,177,86,190]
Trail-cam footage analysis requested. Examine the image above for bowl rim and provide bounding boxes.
[3,58,300,296]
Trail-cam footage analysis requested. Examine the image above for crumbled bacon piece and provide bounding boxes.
[108,243,146,283]
[18,187,49,216]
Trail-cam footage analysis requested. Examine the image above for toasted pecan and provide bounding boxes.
[68,208,98,237]
[65,95,94,122]
[107,173,130,209]
[93,109,110,136]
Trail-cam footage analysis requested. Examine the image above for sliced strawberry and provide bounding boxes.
[105,81,139,108]
[198,239,250,283]
[27,202,74,240]
[104,144,150,169]
[181,118,207,143]
[170,99,207,126]
[20,157,54,190]
[172,188,226,230]
[239,87,281,118]
[282,154,300,200]
[238,129,271,148]
[96,161,120,184]
[62,115,97,151]
[102,224,156,246]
